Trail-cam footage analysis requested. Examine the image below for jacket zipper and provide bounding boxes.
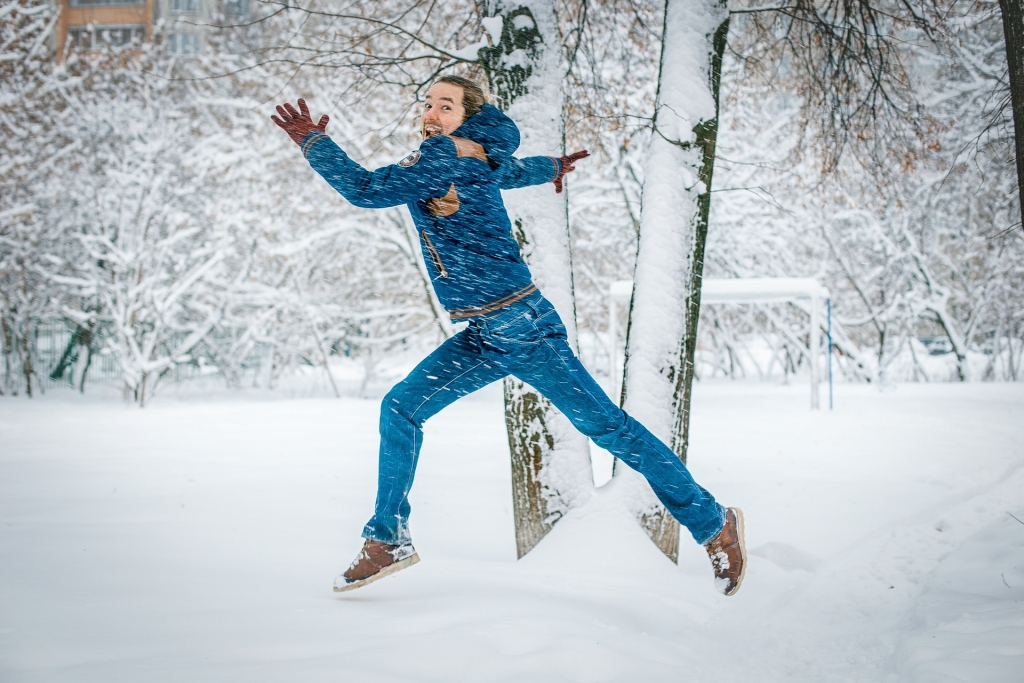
[421,231,449,278]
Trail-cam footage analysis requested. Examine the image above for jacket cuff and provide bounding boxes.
[548,156,563,182]
[301,132,329,159]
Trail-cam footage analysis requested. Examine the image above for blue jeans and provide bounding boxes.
[362,291,726,547]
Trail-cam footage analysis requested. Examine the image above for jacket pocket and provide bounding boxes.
[421,231,449,278]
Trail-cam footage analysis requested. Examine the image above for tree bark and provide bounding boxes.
[618,0,729,562]
[20,328,34,398]
[998,0,1024,232]
[478,0,593,558]
[1,316,13,395]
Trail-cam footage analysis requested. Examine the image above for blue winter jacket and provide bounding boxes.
[301,104,561,319]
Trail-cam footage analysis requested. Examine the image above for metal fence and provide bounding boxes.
[34,319,122,389]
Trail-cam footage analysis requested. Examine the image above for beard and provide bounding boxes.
[422,123,443,139]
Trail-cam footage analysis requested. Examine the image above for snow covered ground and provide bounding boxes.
[1,381,1022,682]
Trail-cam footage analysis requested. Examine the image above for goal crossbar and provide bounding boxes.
[609,278,833,410]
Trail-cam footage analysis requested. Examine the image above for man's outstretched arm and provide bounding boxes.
[273,99,454,209]
[499,150,589,193]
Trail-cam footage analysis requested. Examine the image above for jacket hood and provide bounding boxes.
[450,104,520,167]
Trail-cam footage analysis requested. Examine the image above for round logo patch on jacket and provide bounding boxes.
[398,150,421,167]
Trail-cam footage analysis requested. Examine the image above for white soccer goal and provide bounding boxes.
[608,278,833,410]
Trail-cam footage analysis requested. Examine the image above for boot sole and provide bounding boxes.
[725,507,747,596]
[333,553,420,593]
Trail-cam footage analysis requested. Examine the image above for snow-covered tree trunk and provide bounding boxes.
[998,0,1024,232]
[478,1,593,558]
[618,0,729,561]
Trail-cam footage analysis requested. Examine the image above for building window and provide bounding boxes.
[69,0,144,6]
[68,25,146,49]
[224,0,248,17]
[167,32,201,54]
[168,0,201,13]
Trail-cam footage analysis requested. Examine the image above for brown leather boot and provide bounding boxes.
[333,539,420,593]
[704,507,746,596]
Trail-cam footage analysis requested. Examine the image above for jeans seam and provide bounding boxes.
[407,357,494,420]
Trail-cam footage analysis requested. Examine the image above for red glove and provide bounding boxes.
[271,98,330,146]
[553,149,589,193]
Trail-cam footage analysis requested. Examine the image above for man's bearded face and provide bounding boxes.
[421,83,466,139]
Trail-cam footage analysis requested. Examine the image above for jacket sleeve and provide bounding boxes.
[301,133,456,209]
[497,156,561,190]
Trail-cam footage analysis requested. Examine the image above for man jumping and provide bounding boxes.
[272,75,746,596]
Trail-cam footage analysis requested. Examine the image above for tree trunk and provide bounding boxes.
[478,0,593,558]
[998,0,1024,232]
[20,329,35,398]
[1,315,14,395]
[618,0,729,562]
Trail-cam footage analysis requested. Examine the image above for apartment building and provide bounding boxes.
[52,0,247,57]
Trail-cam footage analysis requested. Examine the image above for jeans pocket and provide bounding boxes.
[484,308,540,349]
[489,308,530,334]
[488,322,536,347]
[531,303,567,341]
